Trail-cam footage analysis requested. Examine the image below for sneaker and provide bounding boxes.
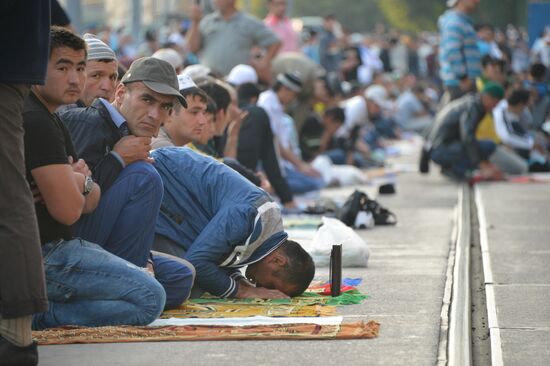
[419,146,431,174]
[0,337,38,366]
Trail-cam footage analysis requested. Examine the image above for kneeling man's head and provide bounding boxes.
[245,240,315,297]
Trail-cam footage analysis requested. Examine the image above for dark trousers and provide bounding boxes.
[431,140,496,177]
[237,107,293,204]
[0,84,48,318]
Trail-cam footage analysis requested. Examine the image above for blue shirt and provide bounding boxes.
[438,9,481,87]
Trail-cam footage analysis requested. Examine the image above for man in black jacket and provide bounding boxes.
[428,82,504,180]
[59,57,195,308]
[236,82,296,208]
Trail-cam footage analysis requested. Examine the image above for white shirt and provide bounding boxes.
[493,100,534,150]
[335,95,368,138]
[258,89,290,149]
[395,90,424,128]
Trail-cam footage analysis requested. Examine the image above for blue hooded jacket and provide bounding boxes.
[152,147,288,298]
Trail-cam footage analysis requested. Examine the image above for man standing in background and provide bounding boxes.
[186,0,281,81]
[438,0,482,102]
[264,0,300,54]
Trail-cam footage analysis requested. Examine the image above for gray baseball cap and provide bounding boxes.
[121,57,187,107]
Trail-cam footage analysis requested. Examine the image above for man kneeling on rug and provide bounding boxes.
[152,147,315,299]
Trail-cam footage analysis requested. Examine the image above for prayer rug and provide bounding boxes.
[188,290,367,307]
[161,303,335,318]
[33,321,380,345]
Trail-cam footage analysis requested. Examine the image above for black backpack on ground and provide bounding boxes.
[339,190,397,227]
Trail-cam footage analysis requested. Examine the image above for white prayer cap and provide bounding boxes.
[152,48,183,71]
[177,74,198,92]
[226,64,258,86]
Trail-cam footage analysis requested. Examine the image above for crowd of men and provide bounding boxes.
[2,0,550,365]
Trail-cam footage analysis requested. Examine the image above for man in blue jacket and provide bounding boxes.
[152,147,315,299]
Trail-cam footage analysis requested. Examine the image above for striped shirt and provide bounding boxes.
[438,9,481,87]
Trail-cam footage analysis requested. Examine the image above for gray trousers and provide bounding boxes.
[0,84,48,318]
[489,145,529,175]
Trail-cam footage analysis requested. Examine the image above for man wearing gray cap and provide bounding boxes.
[60,57,194,309]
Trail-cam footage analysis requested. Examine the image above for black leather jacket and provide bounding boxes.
[59,99,124,192]
[428,94,486,167]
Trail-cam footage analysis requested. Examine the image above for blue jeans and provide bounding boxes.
[323,149,368,168]
[284,166,325,194]
[32,239,166,330]
[151,251,195,309]
[74,162,194,309]
[431,140,496,177]
[75,162,163,267]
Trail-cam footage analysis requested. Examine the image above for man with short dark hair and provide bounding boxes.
[318,107,346,155]
[60,57,195,309]
[236,82,296,208]
[152,146,315,299]
[428,82,505,180]
[23,26,166,330]
[152,74,209,149]
[258,72,324,194]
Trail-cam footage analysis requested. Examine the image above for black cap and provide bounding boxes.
[121,57,187,107]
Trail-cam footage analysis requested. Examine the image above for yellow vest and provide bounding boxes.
[476,112,501,144]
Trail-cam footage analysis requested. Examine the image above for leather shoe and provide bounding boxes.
[0,337,38,366]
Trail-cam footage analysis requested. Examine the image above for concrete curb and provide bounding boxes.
[447,184,473,366]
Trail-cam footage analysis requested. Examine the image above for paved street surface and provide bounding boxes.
[476,183,550,366]
[38,148,550,366]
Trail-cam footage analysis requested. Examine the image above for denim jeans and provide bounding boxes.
[284,166,325,194]
[323,149,369,168]
[75,161,163,267]
[74,162,194,308]
[152,235,205,299]
[150,251,195,309]
[431,140,496,177]
[32,239,166,330]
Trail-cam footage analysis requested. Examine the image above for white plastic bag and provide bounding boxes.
[311,155,368,186]
[309,217,370,267]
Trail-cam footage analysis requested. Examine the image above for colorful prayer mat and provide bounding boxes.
[33,321,380,345]
[161,303,335,318]
[188,290,367,307]
[188,280,369,307]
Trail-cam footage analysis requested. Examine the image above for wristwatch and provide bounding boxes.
[83,176,94,196]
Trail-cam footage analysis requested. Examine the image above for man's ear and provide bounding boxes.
[267,250,288,268]
[114,83,127,105]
